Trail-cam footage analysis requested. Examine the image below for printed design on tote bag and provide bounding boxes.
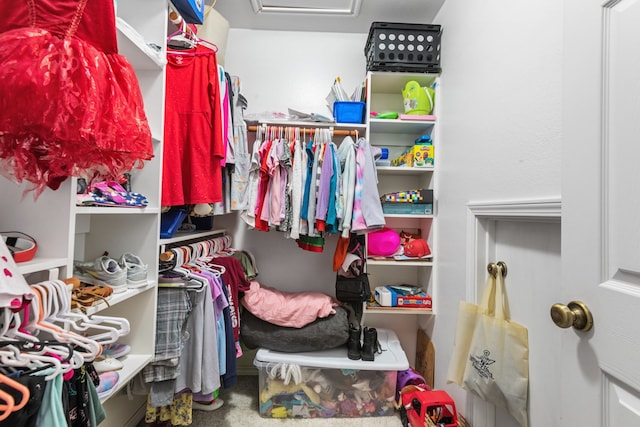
[469,350,495,379]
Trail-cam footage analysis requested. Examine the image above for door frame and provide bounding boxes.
[464,197,561,426]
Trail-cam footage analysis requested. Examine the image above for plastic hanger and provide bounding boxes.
[0,386,14,421]
[0,343,65,381]
[0,372,30,412]
[28,286,102,361]
[41,281,128,345]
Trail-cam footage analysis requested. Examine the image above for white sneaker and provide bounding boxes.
[94,356,124,373]
[73,256,127,293]
[119,253,148,289]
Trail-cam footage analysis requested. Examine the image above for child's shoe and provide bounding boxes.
[119,253,148,289]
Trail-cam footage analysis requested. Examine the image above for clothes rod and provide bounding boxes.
[247,125,361,137]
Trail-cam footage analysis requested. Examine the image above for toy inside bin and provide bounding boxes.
[333,101,366,124]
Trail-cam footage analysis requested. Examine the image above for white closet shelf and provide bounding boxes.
[248,119,367,131]
[159,229,227,246]
[75,206,161,215]
[376,166,434,175]
[75,282,156,316]
[116,17,166,70]
[383,214,434,219]
[369,118,435,134]
[17,257,68,276]
[366,306,433,315]
[99,353,153,403]
[367,259,433,267]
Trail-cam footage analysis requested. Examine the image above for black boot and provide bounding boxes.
[361,327,379,361]
[347,324,362,360]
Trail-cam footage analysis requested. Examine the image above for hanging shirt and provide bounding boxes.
[162,45,224,206]
[337,136,357,237]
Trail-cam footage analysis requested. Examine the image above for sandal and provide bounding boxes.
[71,285,113,310]
[87,181,149,208]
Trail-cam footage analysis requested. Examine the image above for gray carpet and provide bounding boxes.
[190,375,404,427]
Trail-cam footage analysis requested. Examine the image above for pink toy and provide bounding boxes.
[367,227,401,257]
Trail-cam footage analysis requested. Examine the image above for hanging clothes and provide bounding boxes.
[229,76,251,211]
[162,43,225,206]
[351,137,385,233]
[0,0,153,195]
[336,136,357,237]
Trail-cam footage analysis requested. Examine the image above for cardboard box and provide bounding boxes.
[170,0,204,24]
[254,329,408,418]
[391,143,434,167]
[374,285,433,308]
[381,189,433,204]
[382,203,433,215]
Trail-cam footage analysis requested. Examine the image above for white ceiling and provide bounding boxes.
[212,0,446,34]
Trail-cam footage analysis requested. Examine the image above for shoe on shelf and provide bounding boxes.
[94,356,124,373]
[71,285,113,310]
[96,371,119,398]
[192,399,224,411]
[73,256,127,293]
[118,253,148,289]
[102,343,131,359]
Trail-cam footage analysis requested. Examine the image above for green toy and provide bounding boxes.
[402,81,435,115]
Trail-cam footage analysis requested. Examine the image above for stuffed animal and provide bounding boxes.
[404,238,431,258]
[260,378,321,405]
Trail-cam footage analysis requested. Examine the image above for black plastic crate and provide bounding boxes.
[365,22,442,73]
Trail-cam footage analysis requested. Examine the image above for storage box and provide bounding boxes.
[391,143,434,167]
[365,22,442,73]
[333,101,366,124]
[170,0,204,24]
[254,328,409,418]
[381,189,433,204]
[382,203,433,215]
[160,209,187,239]
[374,285,433,308]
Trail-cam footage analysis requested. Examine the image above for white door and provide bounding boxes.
[562,0,640,424]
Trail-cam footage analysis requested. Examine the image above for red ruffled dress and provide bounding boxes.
[0,0,153,195]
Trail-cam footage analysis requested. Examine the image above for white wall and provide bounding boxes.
[220,29,371,296]
[433,0,562,416]
[225,29,368,120]
[221,0,563,418]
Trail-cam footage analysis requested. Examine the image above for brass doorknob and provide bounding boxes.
[550,301,593,332]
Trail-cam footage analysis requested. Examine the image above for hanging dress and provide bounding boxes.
[0,0,153,195]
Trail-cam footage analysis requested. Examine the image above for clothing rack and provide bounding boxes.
[160,233,232,266]
[247,123,362,137]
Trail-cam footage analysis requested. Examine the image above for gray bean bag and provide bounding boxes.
[240,305,350,353]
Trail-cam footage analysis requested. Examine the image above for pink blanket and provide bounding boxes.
[241,280,339,328]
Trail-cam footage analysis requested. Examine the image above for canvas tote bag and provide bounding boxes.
[461,264,529,427]
[447,267,497,386]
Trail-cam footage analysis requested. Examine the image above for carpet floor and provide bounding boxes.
[190,375,404,427]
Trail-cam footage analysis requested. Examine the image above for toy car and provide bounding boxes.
[399,386,458,427]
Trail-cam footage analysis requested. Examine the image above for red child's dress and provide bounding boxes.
[0,0,153,195]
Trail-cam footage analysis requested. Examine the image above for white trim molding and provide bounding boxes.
[464,197,561,427]
[467,198,562,221]
[250,0,362,15]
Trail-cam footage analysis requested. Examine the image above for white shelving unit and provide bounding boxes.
[0,3,168,427]
[362,71,440,362]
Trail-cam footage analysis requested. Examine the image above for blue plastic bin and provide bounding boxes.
[333,101,366,124]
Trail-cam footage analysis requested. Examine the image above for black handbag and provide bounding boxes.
[335,273,371,303]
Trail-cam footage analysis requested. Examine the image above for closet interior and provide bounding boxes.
[0,0,441,425]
